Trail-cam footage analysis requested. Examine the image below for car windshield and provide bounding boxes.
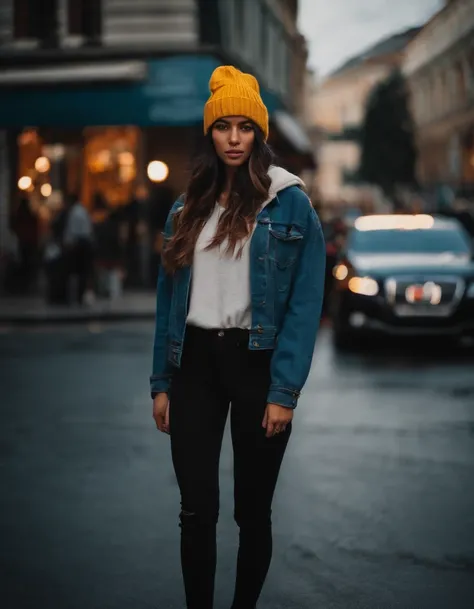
[349,228,471,255]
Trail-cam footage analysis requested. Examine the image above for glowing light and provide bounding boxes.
[119,164,136,183]
[97,149,111,166]
[18,176,32,191]
[355,214,435,232]
[333,264,349,281]
[35,156,50,173]
[348,277,379,297]
[118,151,134,166]
[41,183,52,197]
[147,160,169,183]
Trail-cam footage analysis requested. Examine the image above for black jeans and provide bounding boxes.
[169,325,292,609]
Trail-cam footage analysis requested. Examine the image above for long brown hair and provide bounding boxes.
[162,124,274,273]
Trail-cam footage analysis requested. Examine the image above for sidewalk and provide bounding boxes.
[0,291,156,325]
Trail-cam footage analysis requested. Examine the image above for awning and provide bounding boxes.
[0,55,223,128]
[0,54,283,129]
[270,110,316,170]
[273,110,313,154]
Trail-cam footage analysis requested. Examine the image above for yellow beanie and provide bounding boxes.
[203,65,269,140]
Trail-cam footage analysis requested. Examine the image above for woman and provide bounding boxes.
[150,66,326,609]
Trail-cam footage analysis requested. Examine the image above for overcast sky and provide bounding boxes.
[297,0,444,78]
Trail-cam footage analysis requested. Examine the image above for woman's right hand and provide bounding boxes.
[153,392,170,434]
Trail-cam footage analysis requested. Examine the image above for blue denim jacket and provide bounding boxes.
[150,167,326,408]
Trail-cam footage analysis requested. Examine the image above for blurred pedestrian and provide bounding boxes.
[63,193,94,305]
[11,196,39,293]
[91,192,112,297]
[150,65,326,609]
[123,187,145,287]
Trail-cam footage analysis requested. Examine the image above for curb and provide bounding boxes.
[0,310,156,327]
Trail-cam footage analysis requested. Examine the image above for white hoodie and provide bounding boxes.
[265,165,305,206]
[186,166,304,330]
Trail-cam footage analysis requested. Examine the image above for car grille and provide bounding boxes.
[384,276,464,317]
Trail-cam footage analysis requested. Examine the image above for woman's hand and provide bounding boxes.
[262,403,293,438]
[153,392,170,434]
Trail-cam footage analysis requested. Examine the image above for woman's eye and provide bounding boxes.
[241,125,252,132]
[216,123,227,131]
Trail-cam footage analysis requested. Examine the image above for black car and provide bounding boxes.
[330,214,474,348]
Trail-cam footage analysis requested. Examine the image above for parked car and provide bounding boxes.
[330,214,474,349]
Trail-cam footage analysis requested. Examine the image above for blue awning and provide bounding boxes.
[0,54,282,128]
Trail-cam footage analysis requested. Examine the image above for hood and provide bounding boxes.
[264,165,305,205]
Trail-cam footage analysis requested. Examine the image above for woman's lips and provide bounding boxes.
[225,150,244,158]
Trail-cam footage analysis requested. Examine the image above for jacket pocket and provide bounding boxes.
[269,224,304,269]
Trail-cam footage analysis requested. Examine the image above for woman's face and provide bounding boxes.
[211,116,255,167]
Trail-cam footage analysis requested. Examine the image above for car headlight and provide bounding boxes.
[466,283,474,298]
[333,264,349,281]
[348,276,379,297]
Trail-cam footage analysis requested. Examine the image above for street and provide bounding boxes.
[1,323,474,609]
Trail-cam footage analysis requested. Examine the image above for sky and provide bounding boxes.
[297,0,444,79]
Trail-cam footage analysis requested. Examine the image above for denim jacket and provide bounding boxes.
[150,166,326,408]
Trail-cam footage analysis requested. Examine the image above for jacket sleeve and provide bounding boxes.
[267,198,326,409]
[149,201,180,398]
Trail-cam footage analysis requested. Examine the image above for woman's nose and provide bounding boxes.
[229,127,240,145]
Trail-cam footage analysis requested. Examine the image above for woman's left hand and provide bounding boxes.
[262,403,293,438]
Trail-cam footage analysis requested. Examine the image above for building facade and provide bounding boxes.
[403,0,474,197]
[0,0,314,286]
[308,28,420,218]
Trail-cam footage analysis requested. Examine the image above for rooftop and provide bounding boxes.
[329,27,422,78]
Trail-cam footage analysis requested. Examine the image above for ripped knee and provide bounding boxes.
[179,508,218,529]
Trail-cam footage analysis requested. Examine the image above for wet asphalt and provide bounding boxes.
[1,322,474,609]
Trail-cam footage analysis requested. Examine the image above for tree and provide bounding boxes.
[358,69,417,202]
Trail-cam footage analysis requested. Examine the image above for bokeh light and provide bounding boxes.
[147,160,169,183]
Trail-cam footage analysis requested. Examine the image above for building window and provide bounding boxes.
[13,0,32,38]
[67,0,101,41]
[14,0,58,44]
[454,61,467,105]
[468,51,474,95]
[279,39,289,95]
[67,0,84,36]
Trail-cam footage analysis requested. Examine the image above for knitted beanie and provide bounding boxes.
[203,65,269,140]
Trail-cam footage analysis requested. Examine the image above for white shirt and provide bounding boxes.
[186,204,253,329]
